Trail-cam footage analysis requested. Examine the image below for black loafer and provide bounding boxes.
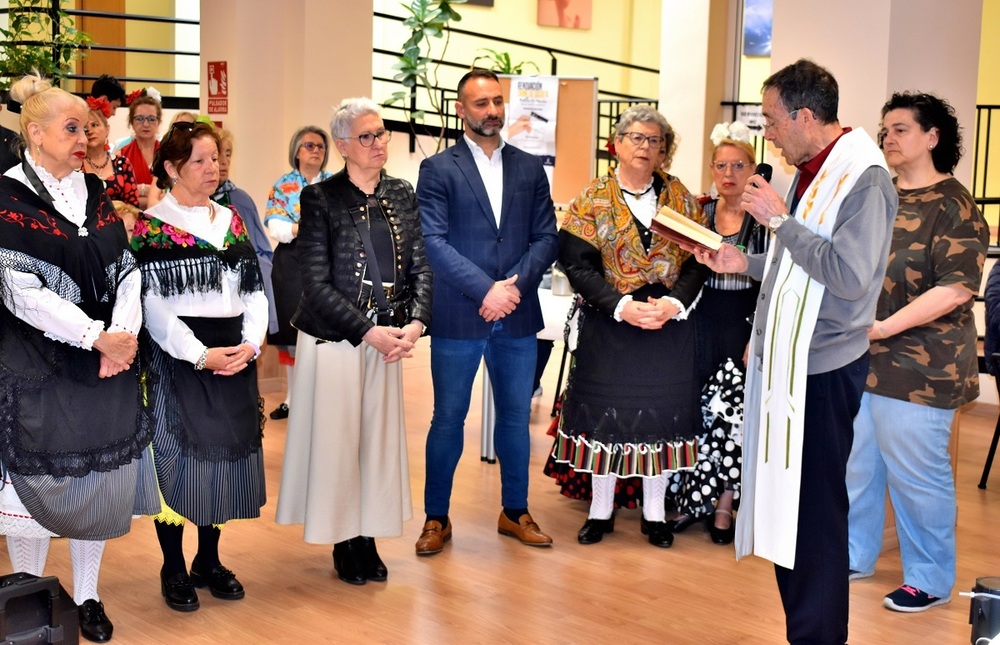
[190,557,245,600]
[355,536,387,582]
[160,568,200,612]
[645,520,674,548]
[269,403,289,420]
[577,518,615,544]
[333,539,367,585]
[78,599,113,643]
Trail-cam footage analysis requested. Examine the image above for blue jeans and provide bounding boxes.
[846,392,957,598]
[424,323,536,516]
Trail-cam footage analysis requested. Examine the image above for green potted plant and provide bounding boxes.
[385,0,466,156]
[0,0,91,91]
[471,48,540,75]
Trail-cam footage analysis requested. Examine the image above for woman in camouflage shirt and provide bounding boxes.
[845,92,989,613]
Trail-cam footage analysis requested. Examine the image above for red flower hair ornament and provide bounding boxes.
[86,96,113,118]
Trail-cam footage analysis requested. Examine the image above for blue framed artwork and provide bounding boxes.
[743,0,773,57]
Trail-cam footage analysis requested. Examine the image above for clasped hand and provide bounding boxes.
[479,275,521,322]
[204,343,256,376]
[94,330,138,378]
[620,297,679,330]
[363,321,423,363]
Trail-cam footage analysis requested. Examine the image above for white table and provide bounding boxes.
[480,288,575,462]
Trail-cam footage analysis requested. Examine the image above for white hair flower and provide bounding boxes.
[145,87,162,102]
[710,121,752,146]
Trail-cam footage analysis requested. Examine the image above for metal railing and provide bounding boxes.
[0,4,200,109]
[372,10,659,164]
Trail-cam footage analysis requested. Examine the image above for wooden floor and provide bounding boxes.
[9,343,1000,644]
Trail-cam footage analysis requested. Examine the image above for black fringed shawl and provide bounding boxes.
[0,173,151,477]
[130,206,263,298]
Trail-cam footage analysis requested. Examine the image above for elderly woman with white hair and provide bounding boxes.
[275,98,432,585]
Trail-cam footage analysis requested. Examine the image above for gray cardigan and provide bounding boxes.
[746,166,898,375]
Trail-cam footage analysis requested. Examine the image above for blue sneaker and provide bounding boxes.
[883,585,950,612]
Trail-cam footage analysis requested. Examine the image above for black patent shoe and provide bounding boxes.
[78,599,113,643]
[160,567,200,612]
[645,521,674,548]
[190,556,245,600]
[577,518,615,544]
[269,403,289,420]
[709,510,736,545]
[333,539,367,585]
[666,514,703,534]
[355,536,387,582]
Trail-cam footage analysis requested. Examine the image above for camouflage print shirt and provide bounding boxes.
[866,177,989,409]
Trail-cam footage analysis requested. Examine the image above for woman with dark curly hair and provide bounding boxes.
[846,92,988,613]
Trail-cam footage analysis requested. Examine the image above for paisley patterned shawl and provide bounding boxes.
[560,171,706,294]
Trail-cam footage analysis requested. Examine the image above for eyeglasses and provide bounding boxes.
[711,161,750,172]
[762,109,800,132]
[132,115,159,125]
[339,129,392,148]
[300,142,327,152]
[620,131,664,148]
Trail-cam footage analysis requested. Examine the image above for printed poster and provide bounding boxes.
[504,76,559,184]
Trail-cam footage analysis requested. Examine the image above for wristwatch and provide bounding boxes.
[768,213,790,232]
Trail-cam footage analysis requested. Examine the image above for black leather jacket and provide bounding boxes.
[291,168,432,346]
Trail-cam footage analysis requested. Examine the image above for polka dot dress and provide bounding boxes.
[668,357,745,518]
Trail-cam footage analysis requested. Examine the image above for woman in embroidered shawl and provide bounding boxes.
[550,105,708,548]
[0,74,158,643]
[263,126,334,421]
[132,121,267,612]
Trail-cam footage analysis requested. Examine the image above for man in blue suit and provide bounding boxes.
[414,69,559,555]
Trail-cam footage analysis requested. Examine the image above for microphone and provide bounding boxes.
[735,163,772,251]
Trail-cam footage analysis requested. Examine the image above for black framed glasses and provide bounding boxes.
[621,131,664,148]
[132,115,160,125]
[340,129,391,148]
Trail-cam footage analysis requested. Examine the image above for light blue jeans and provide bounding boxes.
[846,392,957,598]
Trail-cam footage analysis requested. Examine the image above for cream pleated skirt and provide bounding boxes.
[275,331,412,544]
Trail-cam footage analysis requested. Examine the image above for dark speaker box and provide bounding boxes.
[0,572,78,644]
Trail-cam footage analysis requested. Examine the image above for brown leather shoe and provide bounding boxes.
[497,512,553,547]
[415,520,451,556]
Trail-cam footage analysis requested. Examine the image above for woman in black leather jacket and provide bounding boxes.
[274,97,432,586]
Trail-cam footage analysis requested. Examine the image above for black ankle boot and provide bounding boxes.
[355,536,387,582]
[332,539,367,585]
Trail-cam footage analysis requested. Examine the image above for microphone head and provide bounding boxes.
[756,162,773,182]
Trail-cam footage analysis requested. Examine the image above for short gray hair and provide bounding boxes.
[330,97,382,140]
[287,125,330,171]
[615,105,678,171]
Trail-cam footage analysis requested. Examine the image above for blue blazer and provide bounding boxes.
[417,138,558,339]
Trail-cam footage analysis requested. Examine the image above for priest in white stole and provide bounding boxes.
[690,59,897,645]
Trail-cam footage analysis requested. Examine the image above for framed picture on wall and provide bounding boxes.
[743,0,773,57]
[537,0,592,30]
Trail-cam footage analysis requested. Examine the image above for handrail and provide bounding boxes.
[373,11,659,76]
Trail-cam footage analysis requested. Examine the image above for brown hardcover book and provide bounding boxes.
[649,205,723,252]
